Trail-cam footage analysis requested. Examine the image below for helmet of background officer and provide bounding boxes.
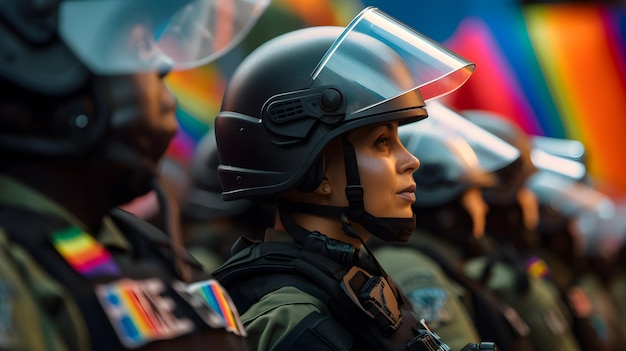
[0,0,269,205]
[463,110,539,250]
[184,129,274,237]
[399,102,518,254]
[214,7,475,242]
[528,148,616,263]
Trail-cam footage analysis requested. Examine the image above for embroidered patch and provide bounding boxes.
[51,226,120,278]
[406,287,451,326]
[173,279,246,336]
[96,278,194,348]
[0,281,16,348]
[525,256,551,280]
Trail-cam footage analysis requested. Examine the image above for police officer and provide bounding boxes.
[181,129,275,271]
[460,111,582,351]
[0,0,269,350]
[373,101,519,350]
[211,7,493,351]
[528,152,626,351]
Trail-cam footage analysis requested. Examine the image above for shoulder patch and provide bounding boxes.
[406,287,451,327]
[173,279,246,337]
[525,256,551,280]
[95,278,194,349]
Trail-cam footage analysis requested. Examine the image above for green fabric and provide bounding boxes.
[465,257,581,351]
[374,245,480,351]
[609,272,626,338]
[0,175,130,350]
[241,286,332,351]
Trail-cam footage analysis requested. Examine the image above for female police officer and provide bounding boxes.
[210,7,493,351]
[0,0,268,350]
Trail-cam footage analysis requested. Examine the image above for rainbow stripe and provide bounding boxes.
[97,279,193,348]
[437,2,626,194]
[195,281,243,335]
[525,256,551,280]
[51,226,120,278]
[163,0,362,166]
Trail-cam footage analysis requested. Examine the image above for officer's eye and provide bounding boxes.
[375,135,391,148]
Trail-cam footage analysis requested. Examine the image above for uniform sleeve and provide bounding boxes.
[0,228,89,351]
[374,246,481,351]
[241,286,355,351]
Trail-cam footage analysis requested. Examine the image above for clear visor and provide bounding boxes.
[531,148,586,181]
[309,7,475,115]
[424,102,520,173]
[532,136,585,162]
[528,171,614,219]
[59,0,270,74]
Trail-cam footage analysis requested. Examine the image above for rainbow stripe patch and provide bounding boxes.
[182,279,246,336]
[96,278,194,348]
[525,256,551,280]
[51,226,120,278]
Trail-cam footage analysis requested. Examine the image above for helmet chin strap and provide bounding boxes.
[276,137,416,244]
[340,138,416,242]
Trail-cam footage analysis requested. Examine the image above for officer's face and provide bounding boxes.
[107,71,178,171]
[325,123,420,219]
[461,188,489,239]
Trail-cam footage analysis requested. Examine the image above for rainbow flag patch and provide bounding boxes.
[51,226,120,278]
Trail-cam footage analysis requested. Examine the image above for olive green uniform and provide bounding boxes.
[539,250,626,351]
[0,175,246,350]
[374,245,481,351]
[464,255,581,351]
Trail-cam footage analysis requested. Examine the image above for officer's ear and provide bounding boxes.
[314,179,332,196]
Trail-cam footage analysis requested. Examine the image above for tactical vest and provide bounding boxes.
[212,232,491,351]
[0,206,247,351]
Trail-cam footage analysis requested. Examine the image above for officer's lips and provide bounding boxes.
[397,184,416,203]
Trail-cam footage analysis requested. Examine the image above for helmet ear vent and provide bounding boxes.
[266,99,306,122]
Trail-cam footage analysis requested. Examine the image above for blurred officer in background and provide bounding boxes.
[528,148,626,351]
[181,129,275,271]
[0,0,269,349]
[372,102,533,351]
[460,110,582,351]
[211,7,495,351]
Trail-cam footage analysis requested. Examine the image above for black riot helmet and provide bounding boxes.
[462,110,537,206]
[215,7,475,242]
[184,128,253,221]
[0,0,269,158]
[216,7,474,200]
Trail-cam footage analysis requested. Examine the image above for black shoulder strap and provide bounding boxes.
[109,208,207,280]
[409,243,534,351]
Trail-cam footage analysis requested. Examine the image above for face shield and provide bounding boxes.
[58,0,270,75]
[532,135,586,163]
[527,167,614,220]
[309,7,475,116]
[424,102,520,174]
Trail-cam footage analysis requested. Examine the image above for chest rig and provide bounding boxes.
[213,231,452,351]
[0,206,246,350]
